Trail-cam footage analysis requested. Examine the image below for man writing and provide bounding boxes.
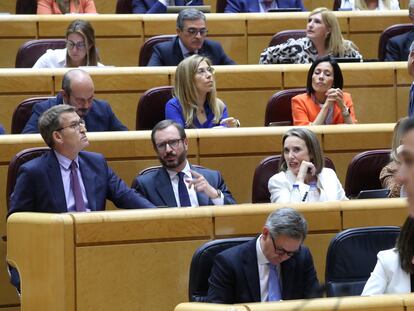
[22,69,128,133]
[207,207,320,303]
[133,119,236,207]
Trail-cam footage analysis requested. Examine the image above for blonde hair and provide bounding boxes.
[173,55,224,128]
[56,0,80,14]
[390,117,408,162]
[309,7,359,57]
[355,0,393,9]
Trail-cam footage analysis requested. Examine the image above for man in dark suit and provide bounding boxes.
[133,119,236,207]
[132,0,203,14]
[8,104,154,290]
[22,69,128,133]
[207,207,320,303]
[385,3,414,61]
[147,8,235,66]
[224,0,305,13]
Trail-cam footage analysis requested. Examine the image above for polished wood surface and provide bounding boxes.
[7,200,408,311]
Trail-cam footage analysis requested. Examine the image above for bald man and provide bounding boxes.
[22,69,128,133]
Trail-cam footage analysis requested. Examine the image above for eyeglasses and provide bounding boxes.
[196,67,215,76]
[183,27,208,37]
[270,235,298,257]
[155,139,183,151]
[56,119,86,132]
[66,40,86,50]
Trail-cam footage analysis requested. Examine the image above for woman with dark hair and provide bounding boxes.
[362,216,414,295]
[33,19,102,68]
[268,128,347,203]
[292,56,357,125]
[37,0,97,14]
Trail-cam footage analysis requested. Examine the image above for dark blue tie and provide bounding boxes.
[178,172,191,207]
[409,84,414,117]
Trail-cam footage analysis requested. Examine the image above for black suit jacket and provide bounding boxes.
[207,238,321,304]
[147,36,235,66]
[385,29,414,61]
[133,165,236,207]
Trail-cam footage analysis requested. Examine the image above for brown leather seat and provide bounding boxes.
[7,147,50,212]
[344,149,391,198]
[268,30,307,47]
[15,39,66,68]
[378,23,414,61]
[136,86,173,130]
[11,97,52,134]
[265,88,306,126]
[116,0,133,13]
[16,0,37,14]
[251,155,336,203]
[333,0,341,10]
[139,35,176,66]
[216,0,227,12]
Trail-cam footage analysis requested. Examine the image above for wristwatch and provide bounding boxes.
[342,108,350,118]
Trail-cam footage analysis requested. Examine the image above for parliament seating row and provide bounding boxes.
[7,200,408,310]
[0,124,396,307]
[0,11,409,67]
[176,294,414,311]
[0,62,410,133]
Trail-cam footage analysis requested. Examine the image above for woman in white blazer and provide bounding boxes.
[268,128,347,203]
[362,217,414,295]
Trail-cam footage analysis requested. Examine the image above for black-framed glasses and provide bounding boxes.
[155,139,183,151]
[66,40,86,50]
[56,119,86,132]
[270,235,298,257]
[184,27,208,37]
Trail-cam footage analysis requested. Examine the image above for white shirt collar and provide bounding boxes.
[256,234,270,265]
[166,160,192,180]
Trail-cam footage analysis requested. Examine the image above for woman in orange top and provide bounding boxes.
[37,0,97,14]
[292,56,357,125]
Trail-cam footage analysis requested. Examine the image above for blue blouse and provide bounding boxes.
[165,97,228,129]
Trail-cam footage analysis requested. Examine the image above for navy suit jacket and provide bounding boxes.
[133,165,236,207]
[22,93,128,133]
[9,150,155,216]
[207,238,321,304]
[385,29,414,61]
[147,36,236,66]
[225,0,305,12]
[132,0,204,13]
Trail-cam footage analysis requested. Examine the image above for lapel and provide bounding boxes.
[155,168,178,207]
[250,0,261,12]
[281,253,297,299]
[242,238,261,302]
[47,151,68,213]
[78,153,98,211]
[173,37,185,65]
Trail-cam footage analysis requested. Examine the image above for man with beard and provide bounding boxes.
[22,69,128,133]
[133,119,236,207]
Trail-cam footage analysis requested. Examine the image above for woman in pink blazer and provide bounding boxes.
[37,0,97,14]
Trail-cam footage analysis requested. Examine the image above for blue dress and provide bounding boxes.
[165,97,228,129]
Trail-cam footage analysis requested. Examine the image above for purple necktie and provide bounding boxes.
[70,161,86,212]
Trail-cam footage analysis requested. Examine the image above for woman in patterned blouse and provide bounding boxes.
[259,7,362,64]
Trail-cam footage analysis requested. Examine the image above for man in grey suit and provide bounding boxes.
[133,119,236,207]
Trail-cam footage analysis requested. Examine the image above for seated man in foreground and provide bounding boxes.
[207,207,321,303]
[147,8,235,66]
[133,119,236,207]
[22,69,128,133]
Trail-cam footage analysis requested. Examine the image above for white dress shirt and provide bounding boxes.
[256,235,282,302]
[340,0,400,10]
[166,161,224,207]
[32,48,104,68]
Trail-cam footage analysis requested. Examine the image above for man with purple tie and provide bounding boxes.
[132,0,204,13]
[206,208,320,303]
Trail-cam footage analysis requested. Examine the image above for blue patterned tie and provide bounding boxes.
[408,84,414,117]
[177,172,191,207]
[268,264,282,301]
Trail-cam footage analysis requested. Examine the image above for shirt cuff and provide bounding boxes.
[211,191,224,205]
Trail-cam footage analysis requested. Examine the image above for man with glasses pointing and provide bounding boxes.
[133,119,236,207]
[147,8,235,66]
[206,207,321,304]
[22,69,128,133]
